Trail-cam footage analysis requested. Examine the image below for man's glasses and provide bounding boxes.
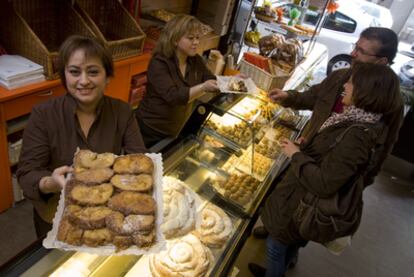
[352,43,382,57]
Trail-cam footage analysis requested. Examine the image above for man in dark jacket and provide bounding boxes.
[269,27,403,187]
[249,27,404,275]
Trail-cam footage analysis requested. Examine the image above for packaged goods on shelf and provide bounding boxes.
[0,55,45,90]
[8,139,22,166]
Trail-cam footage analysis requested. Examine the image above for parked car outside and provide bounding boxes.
[350,0,393,28]
[399,59,414,90]
[255,0,381,74]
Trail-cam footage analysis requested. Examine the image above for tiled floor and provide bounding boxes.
[0,159,413,276]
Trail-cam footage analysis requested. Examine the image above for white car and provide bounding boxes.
[350,0,393,28]
[255,0,379,74]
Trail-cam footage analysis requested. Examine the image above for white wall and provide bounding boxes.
[389,0,414,33]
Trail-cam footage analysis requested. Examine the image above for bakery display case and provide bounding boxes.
[5,94,300,277]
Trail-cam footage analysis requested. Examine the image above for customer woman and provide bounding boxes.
[17,35,147,238]
[249,62,403,277]
[136,14,219,148]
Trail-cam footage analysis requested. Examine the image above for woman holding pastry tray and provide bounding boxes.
[135,14,220,148]
[17,35,147,238]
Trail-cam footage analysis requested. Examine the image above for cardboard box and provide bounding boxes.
[196,0,236,35]
[197,33,220,55]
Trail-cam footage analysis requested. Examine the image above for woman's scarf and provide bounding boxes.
[320,105,382,131]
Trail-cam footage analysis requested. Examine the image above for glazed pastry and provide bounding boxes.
[67,205,112,230]
[110,173,153,192]
[161,176,196,239]
[82,228,112,247]
[112,235,133,251]
[149,234,213,277]
[106,211,155,235]
[57,218,83,246]
[194,203,233,248]
[74,149,115,171]
[68,182,114,206]
[74,167,114,184]
[113,154,154,174]
[132,230,155,247]
[108,191,156,215]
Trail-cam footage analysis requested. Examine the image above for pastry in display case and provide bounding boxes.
[255,136,283,159]
[205,113,253,148]
[255,125,297,159]
[225,95,282,125]
[161,176,197,239]
[191,136,235,169]
[203,95,278,150]
[148,233,214,276]
[193,202,233,249]
[237,146,274,182]
[275,108,308,130]
[120,164,241,276]
[207,171,262,209]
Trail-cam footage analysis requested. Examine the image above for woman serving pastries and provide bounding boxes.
[136,14,219,148]
[17,35,147,238]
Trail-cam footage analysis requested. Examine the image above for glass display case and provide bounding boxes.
[4,94,301,277]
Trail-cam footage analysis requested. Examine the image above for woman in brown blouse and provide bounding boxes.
[17,35,147,237]
[136,14,219,148]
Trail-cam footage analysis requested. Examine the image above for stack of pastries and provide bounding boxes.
[57,150,157,251]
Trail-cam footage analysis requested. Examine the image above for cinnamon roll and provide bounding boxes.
[149,234,213,277]
[194,203,233,248]
[161,177,196,239]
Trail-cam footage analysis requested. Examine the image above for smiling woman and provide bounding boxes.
[135,14,220,148]
[16,35,147,238]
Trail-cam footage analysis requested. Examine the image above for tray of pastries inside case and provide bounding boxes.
[204,113,253,149]
[190,135,236,168]
[200,168,263,214]
[236,146,275,182]
[226,95,282,126]
[274,108,308,130]
[255,125,297,159]
[43,150,166,255]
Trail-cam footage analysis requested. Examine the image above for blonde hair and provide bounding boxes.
[154,14,202,58]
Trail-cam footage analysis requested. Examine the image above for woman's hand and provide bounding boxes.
[280,138,300,158]
[202,79,220,92]
[39,166,73,193]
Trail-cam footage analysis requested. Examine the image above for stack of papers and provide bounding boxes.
[0,55,45,90]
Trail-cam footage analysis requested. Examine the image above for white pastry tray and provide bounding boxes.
[43,153,166,256]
